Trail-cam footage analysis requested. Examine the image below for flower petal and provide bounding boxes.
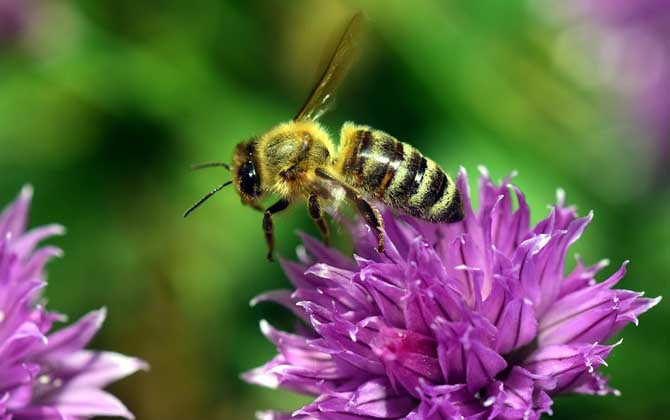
[256,410,316,420]
[299,378,415,419]
[433,315,506,393]
[558,257,609,298]
[538,262,643,345]
[34,309,106,359]
[523,342,616,393]
[251,289,308,322]
[371,327,441,397]
[495,297,537,354]
[52,350,148,389]
[298,232,357,271]
[0,321,48,363]
[40,388,134,419]
[0,185,33,239]
[12,224,65,259]
[484,367,554,420]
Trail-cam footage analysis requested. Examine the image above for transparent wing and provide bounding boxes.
[293,12,365,122]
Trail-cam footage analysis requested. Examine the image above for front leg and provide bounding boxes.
[315,168,384,253]
[308,193,330,246]
[263,199,290,261]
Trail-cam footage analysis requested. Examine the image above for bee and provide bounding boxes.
[184,12,464,261]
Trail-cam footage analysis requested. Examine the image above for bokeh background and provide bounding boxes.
[0,0,668,419]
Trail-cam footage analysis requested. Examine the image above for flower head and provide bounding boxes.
[0,186,147,419]
[0,0,32,44]
[245,168,660,420]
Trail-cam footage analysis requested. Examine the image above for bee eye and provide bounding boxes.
[239,159,261,198]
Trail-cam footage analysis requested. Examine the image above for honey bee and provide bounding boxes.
[184,13,464,260]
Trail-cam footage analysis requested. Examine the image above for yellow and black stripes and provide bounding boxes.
[336,124,463,223]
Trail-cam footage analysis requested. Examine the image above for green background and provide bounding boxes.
[1,1,667,419]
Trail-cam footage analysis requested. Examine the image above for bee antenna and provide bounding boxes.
[183,181,233,218]
[190,162,231,171]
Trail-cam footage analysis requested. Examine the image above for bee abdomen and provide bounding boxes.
[337,124,463,223]
[387,143,462,223]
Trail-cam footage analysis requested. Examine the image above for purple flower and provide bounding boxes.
[0,0,31,44]
[244,168,660,420]
[581,0,670,155]
[0,186,147,419]
[545,0,670,171]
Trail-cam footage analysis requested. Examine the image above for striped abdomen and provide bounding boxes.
[335,123,463,223]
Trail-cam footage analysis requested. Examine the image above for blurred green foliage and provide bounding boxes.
[0,1,667,419]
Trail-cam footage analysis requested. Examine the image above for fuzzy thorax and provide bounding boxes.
[255,120,336,199]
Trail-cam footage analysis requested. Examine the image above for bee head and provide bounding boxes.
[232,140,262,200]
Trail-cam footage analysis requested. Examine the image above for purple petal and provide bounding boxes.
[298,232,357,271]
[11,224,65,259]
[242,355,333,395]
[486,367,554,420]
[559,257,610,298]
[345,378,415,418]
[465,340,507,393]
[259,321,333,370]
[571,371,620,397]
[306,264,372,313]
[491,184,531,259]
[251,289,308,322]
[256,410,316,420]
[300,378,415,418]
[523,342,616,393]
[10,405,80,420]
[495,297,537,354]
[610,295,661,338]
[359,267,406,329]
[0,363,38,393]
[445,235,485,308]
[0,278,46,331]
[39,388,134,419]
[0,321,48,363]
[455,167,481,240]
[14,246,62,285]
[412,382,481,420]
[52,350,148,389]
[371,327,441,397]
[33,309,106,359]
[279,259,313,289]
[433,316,506,393]
[539,262,631,345]
[534,213,593,316]
[0,185,32,239]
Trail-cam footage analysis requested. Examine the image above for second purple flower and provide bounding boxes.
[0,186,147,419]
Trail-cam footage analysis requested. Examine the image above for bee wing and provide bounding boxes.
[293,12,365,122]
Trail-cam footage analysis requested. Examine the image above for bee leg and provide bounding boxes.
[353,196,385,253]
[308,193,330,246]
[314,169,385,253]
[263,199,290,262]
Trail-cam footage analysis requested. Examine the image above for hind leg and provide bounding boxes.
[352,196,384,253]
[315,168,384,253]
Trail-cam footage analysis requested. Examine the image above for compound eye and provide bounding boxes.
[239,159,261,198]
